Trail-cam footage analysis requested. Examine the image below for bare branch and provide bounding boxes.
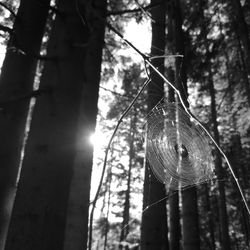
[0,23,12,33]
[0,2,17,18]
[106,1,163,16]
[0,88,49,109]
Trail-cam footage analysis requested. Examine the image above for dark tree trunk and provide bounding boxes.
[5,0,106,249]
[199,1,231,248]
[0,0,50,248]
[229,134,250,245]
[170,0,200,249]
[204,184,216,250]
[168,191,180,250]
[208,68,231,250]
[234,28,250,106]
[167,68,181,250]
[231,0,250,72]
[141,1,168,249]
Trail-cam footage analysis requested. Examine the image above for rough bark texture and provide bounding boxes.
[0,0,50,249]
[141,1,168,249]
[5,0,106,249]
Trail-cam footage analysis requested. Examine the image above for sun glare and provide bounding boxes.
[89,133,96,146]
[89,132,108,150]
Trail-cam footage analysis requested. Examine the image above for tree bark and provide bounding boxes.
[120,115,136,247]
[167,68,181,250]
[170,0,200,249]
[5,0,106,249]
[204,184,216,250]
[208,68,231,250]
[231,0,250,72]
[141,1,168,249]
[0,0,50,249]
[199,1,231,249]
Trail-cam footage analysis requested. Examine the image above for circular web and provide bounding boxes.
[145,102,215,190]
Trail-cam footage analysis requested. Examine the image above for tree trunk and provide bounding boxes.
[170,0,200,249]
[104,167,112,250]
[204,184,216,250]
[120,115,136,247]
[5,0,106,249]
[167,67,181,250]
[0,0,50,249]
[63,0,107,249]
[231,0,250,72]
[234,28,250,106]
[208,68,231,250]
[199,1,231,248]
[141,1,168,249]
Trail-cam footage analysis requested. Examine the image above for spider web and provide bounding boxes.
[145,101,215,191]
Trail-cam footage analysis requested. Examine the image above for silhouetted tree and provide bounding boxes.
[141,0,168,249]
[5,0,106,249]
[0,0,50,248]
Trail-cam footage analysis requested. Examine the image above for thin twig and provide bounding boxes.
[100,85,130,99]
[0,88,49,109]
[106,1,163,16]
[88,78,150,250]
[134,0,155,23]
[149,54,183,60]
[0,24,12,34]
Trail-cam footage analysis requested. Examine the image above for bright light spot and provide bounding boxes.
[124,20,151,53]
[89,131,108,150]
[89,133,96,146]
[119,19,151,62]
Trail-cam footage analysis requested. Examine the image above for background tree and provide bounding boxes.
[140,0,168,249]
[92,62,146,250]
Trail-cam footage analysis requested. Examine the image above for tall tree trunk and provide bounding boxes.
[234,28,250,106]
[63,1,107,249]
[5,0,106,249]
[0,0,50,249]
[104,167,112,250]
[204,184,216,250]
[167,67,181,250]
[199,2,231,249]
[231,0,250,72]
[170,0,200,249]
[120,115,136,248]
[208,68,231,250]
[141,1,168,249]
